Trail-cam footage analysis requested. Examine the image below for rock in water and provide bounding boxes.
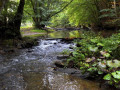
[57,55,69,59]
[54,61,65,68]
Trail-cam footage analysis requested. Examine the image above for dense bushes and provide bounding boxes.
[67,31,120,88]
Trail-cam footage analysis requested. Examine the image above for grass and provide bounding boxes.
[30,29,47,33]
[20,26,33,29]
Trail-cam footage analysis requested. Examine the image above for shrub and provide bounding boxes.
[68,31,120,88]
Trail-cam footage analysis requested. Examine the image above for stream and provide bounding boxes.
[0,30,116,90]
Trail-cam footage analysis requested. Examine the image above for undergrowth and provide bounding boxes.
[67,31,120,88]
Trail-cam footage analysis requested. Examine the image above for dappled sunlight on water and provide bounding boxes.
[23,72,101,90]
[48,30,82,38]
[0,31,115,90]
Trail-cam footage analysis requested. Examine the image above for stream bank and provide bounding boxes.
[0,30,118,90]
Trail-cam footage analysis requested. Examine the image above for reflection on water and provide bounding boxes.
[0,31,115,90]
[23,72,101,90]
[48,30,82,38]
[0,72,25,90]
[48,29,118,39]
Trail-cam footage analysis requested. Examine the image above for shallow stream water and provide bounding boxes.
[0,30,116,90]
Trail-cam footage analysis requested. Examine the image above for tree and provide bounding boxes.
[65,0,101,28]
[99,0,120,29]
[24,0,73,29]
[62,0,120,29]
[0,0,25,39]
[11,0,25,39]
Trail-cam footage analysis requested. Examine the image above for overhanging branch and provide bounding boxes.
[24,10,32,15]
[50,0,74,18]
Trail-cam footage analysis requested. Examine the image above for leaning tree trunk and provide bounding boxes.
[8,0,25,39]
[13,0,25,39]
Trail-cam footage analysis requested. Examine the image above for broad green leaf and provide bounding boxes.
[113,78,120,83]
[86,58,93,63]
[97,43,104,46]
[88,67,97,72]
[103,53,110,58]
[116,71,120,74]
[107,60,120,68]
[112,71,120,79]
[88,47,98,52]
[98,71,103,74]
[98,62,106,69]
[100,51,107,55]
[103,74,111,80]
[91,39,98,43]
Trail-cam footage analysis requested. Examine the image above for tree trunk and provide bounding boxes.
[0,0,25,39]
[31,0,73,29]
[7,0,25,39]
[13,0,25,39]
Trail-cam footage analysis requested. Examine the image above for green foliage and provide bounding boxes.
[60,49,71,55]
[67,31,120,87]
[107,60,120,68]
[51,0,120,28]
[104,71,120,87]
[20,26,33,29]
[51,0,102,27]
[24,0,65,28]
[103,74,111,80]
[64,0,101,27]
[0,1,18,24]
[99,9,116,18]
[99,8,118,26]
[50,13,70,28]
[99,3,120,27]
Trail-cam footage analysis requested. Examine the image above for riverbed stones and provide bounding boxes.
[0,50,5,54]
[56,68,89,78]
[4,48,15,53]
[54,42,57,44]
[27,49,33,52]
[54,60,65,68]
[69,46,74,49]
[67,60,75,68]
[44,42,47,45]
[57,55,69,60]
